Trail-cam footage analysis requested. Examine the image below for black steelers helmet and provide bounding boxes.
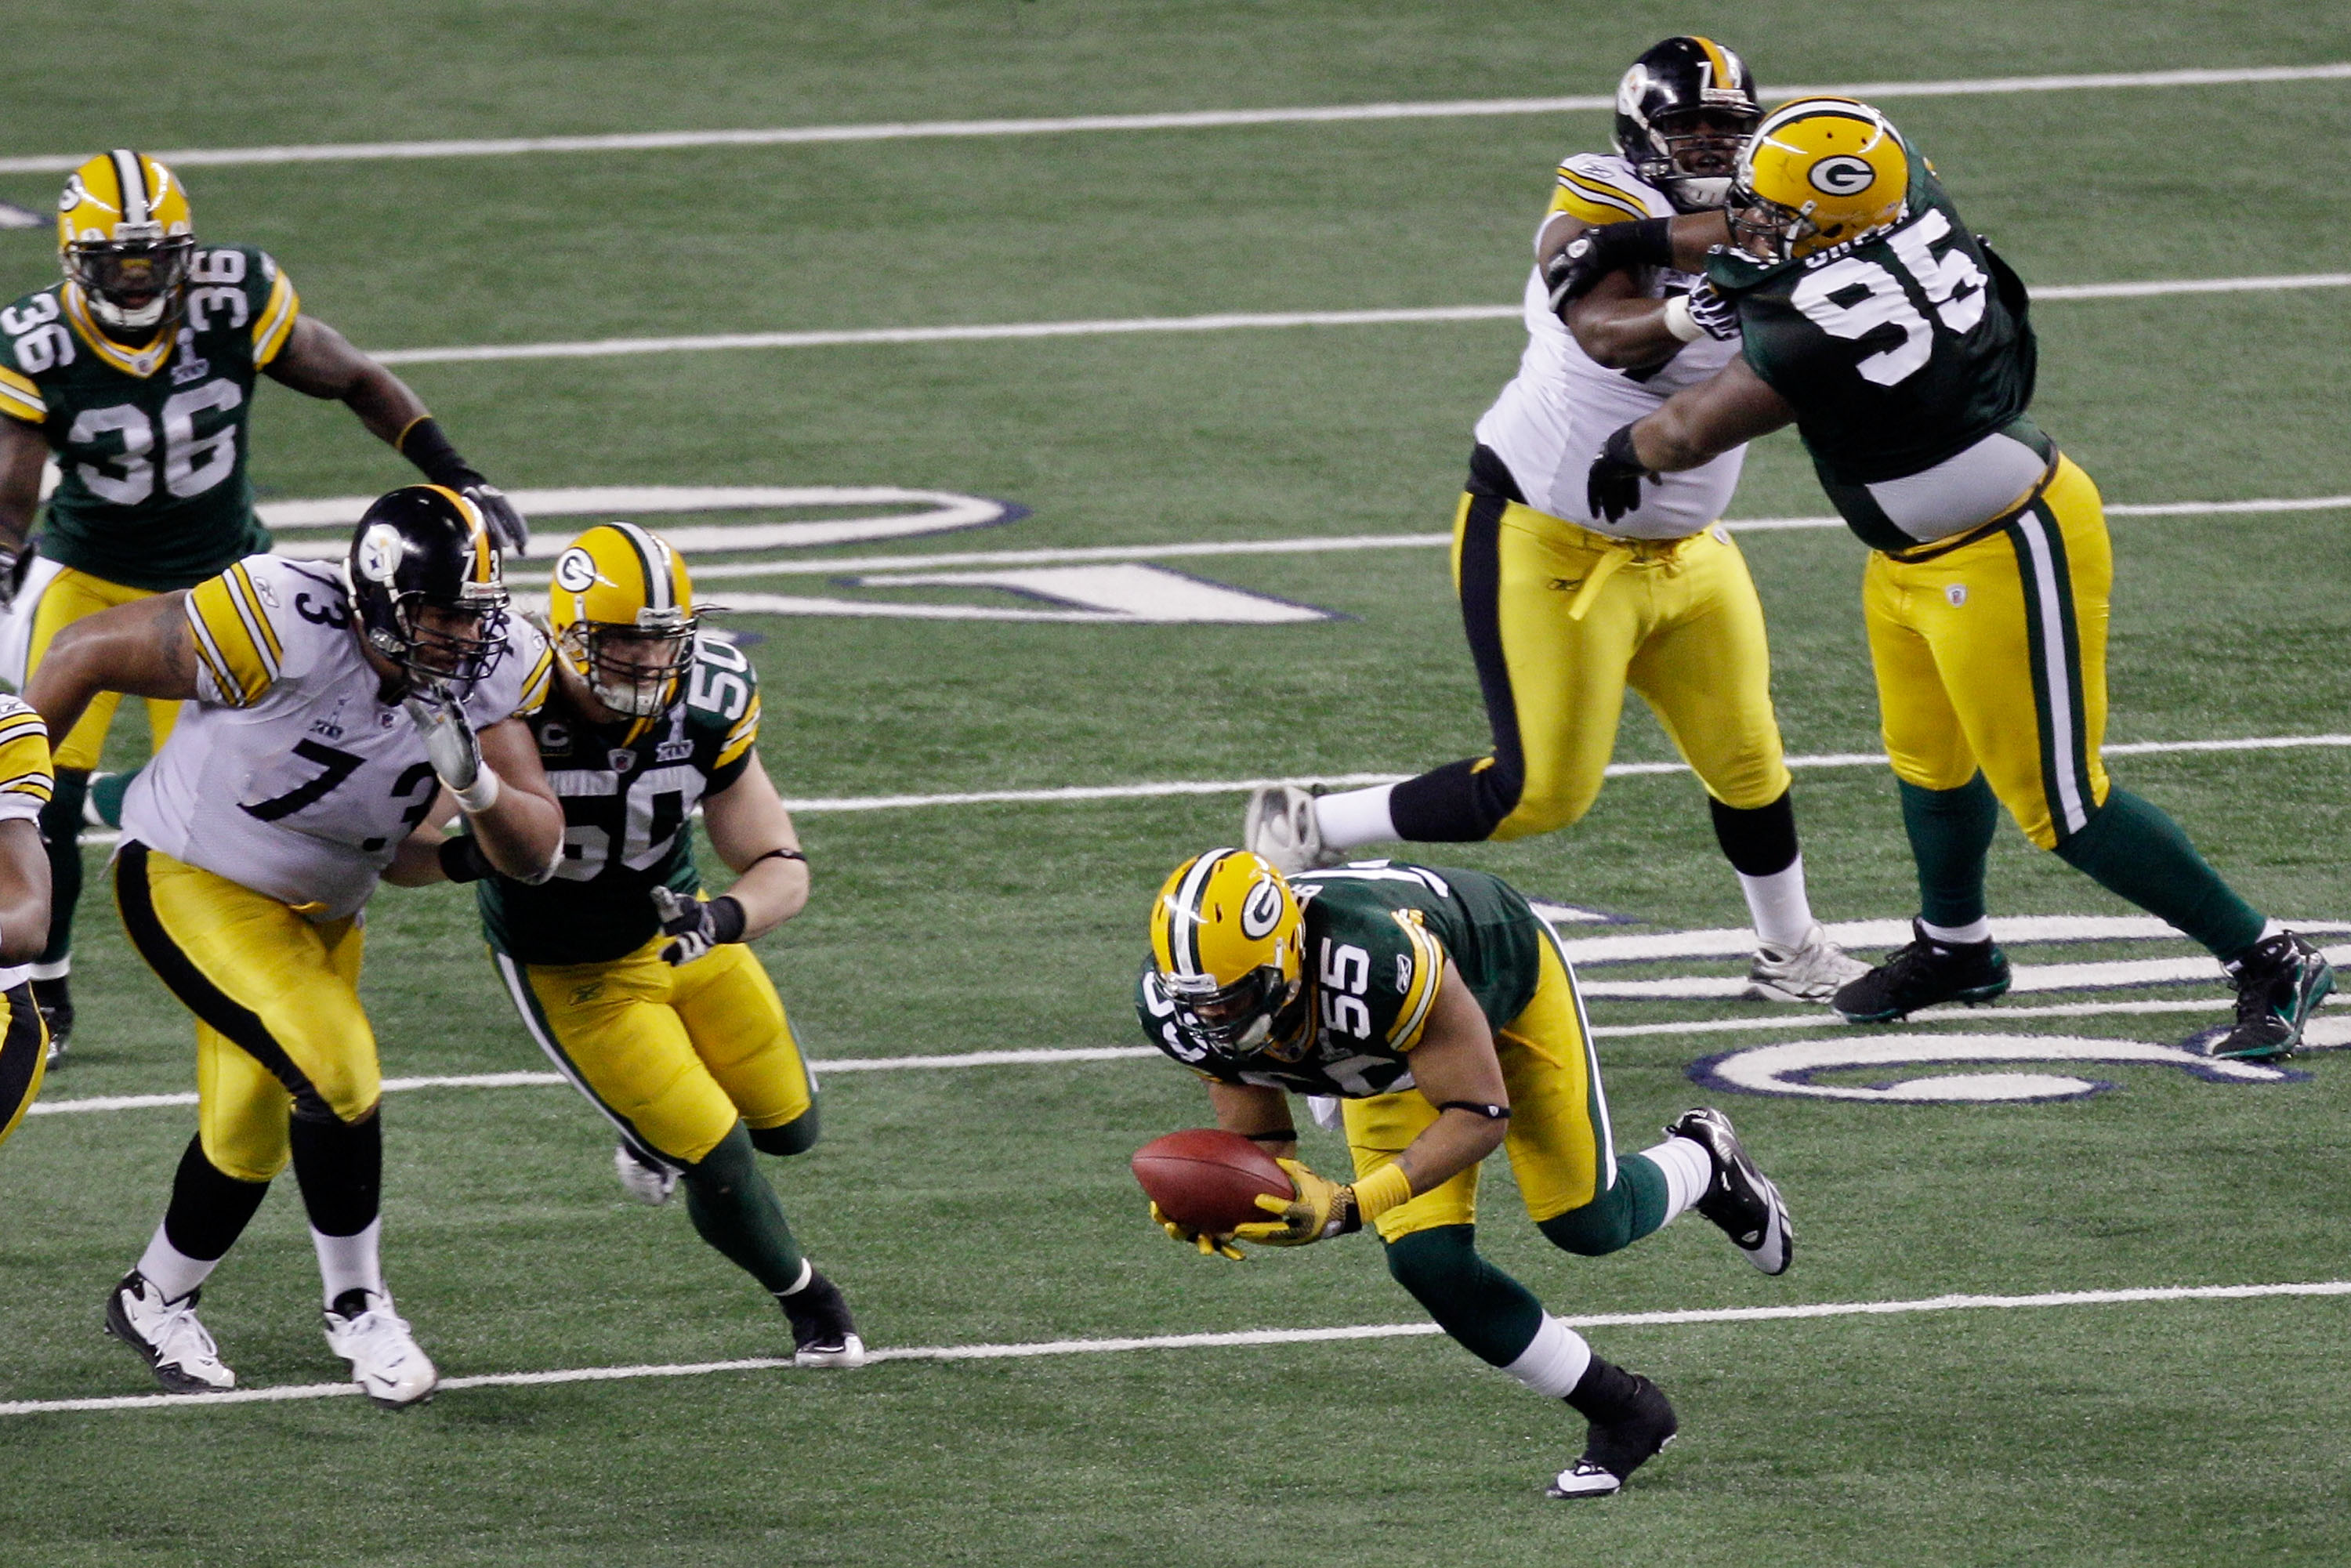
[1614,36,1762,213]
[346,485,511,692]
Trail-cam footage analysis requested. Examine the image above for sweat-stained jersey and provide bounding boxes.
[1706,161,2047,551]
[118,555,552,920]
[0,244,295,590]
[1136,862,1548,1099]
[0,697,53,994]
[475,635,763,966]
[1473,152,1747,538]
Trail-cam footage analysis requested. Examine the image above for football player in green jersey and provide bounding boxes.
[1554,99,2333,1059]
[1138,849,1795,1497]
[400,522,864,1366]
[0,150,530,1062]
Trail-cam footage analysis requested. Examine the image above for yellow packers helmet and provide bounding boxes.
[546,522,699,718]
[1148,849,1310,1065]
[1727,98,1910,262]
[57,150,196,335]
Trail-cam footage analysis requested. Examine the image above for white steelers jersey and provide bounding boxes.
[0,697,53,994]
[1472,151,1748,540]
[120,555,553,921]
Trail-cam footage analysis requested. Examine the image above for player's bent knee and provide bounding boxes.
[748,1105,819,1157]
[1493,785,1597,841]
[1538,1186,1639,1257]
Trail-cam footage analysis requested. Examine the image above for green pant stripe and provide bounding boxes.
[2003,509,2094,839]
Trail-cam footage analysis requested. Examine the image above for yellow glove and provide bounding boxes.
[1232,1157,1361,1248]
[1151,1201,1244,1262]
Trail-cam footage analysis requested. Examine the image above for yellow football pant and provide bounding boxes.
[1343,925,1613,1242]
[27,567,181,771]
[112,843,378,1182]
[1864,454,2111,849]
[1454,491,1791,839]
[493,935,813,1168]
[0,983,49,1151]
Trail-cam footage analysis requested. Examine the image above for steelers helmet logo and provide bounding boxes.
[552,546,600,594]
[1239,878,1284,940]
[1809,155,1878,196]
[357,522,406,584]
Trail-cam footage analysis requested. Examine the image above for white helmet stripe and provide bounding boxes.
[110,149,148,226]
[1167,849,1232,979]
[609,520,672,612]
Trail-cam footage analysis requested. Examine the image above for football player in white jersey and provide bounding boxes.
[1246,38,1864,1002]
[24,485,563,1404]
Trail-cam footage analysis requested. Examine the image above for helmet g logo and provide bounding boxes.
[1239,879,1284,940]
[357,523,405,584]
[1809,155,1877,196]
[552,546,600,594]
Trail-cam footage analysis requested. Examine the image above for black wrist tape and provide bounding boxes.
[1601,422,1646,472]
[1437,1101,1511,1120]
[398,416,482,491]
[1618,215,1676,268]
[1241,1128,1299,1143]
[706,894,748,945]
[437,834,495,884]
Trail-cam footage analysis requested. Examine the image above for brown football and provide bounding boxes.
[1131,1128,1296,1233]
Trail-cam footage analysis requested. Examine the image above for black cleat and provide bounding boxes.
[2206,932,2335,1062]
[1549,1370,1677,1499]
[32,975,72,1067]
[1666,1106,1793,1275]
[1833,920,2009,1023]
[779,1268,868,1367]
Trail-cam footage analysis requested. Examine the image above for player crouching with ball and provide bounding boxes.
[1139,850,1792,1497]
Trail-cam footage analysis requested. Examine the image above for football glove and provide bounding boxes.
[461,483,530,557]
[401,686,498,812]
[650,885,747,966]
[1232,1157,1360,1248]
[1152,1201,1244,1262]
[1544,216,1676,315]
[1683,281,1740,341]
[1587,422,1660,525]
[397,416,530,555]
[0,540,34,614]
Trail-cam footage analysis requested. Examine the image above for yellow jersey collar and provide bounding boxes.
[60,282,175,379]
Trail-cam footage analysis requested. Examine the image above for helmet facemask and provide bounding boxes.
[560,609,697,719]
[369,581,510,695]
[1646,106,1762,212]
[1726,179,1813,262]
[64,228,194,335]
[1161,964,1310,1063]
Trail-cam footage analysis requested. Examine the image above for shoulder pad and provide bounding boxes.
[683,635,759,720]
[0,286,73,406]
[1552,154,1673,224]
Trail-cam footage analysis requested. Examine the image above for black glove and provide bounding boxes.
[0,538,34,614]
[1544,216,1676,316]
[1586,423,1659,524]
[398,416,530,555]
[650,887,747,967]
[1683,281,1741,342]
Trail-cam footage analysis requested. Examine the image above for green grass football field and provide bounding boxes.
[4,3,2350,1563]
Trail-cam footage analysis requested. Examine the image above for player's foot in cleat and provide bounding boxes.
[1743,924,1869,1003]
[104,1271,236,1394]
[1241,784,1342,876]
[323,1289,439,1408]
[33,975,73,1067]
[1832,920,2009,1023]
[1549,1363,1677,1499]
[779,1266,868,1367]
[1666,1106,1792,1275]
[2208,932,2336,1062]
[613,1143,679,1205]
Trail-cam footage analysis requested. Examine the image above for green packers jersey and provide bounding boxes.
[1707,165,2048,552]
[0,244,295,590]
[476,636,765,965]
[1136,861,1546,1099]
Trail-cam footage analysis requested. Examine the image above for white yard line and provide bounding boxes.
[3,63,2344,174]
[6,1276,2346,1417]
[367,275,2351,367]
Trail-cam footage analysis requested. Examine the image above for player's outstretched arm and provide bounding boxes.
[21,593,200,744]
[699,751,810,938]
[266,317,529,553]
[1587,356,1799,523]
[1540,212,1739,369]
[0,820,49,965]
[459,716,564,881]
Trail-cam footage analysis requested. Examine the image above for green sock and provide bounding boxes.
[1382,1226,1545,1367]
[2056,788,2266,961]
[88,767,139,831]
[1900,776,1998,929]
[1537,1155,1670,1258]
[680,1123,806,1295]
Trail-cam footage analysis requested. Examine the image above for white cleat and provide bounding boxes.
[614,1143,679,1205]
[1241,784,1342,875]
[1743,923,1870,1003]
[323,1290,440,1408]
[104,1271,236,1394]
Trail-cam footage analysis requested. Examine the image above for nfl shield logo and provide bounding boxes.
[1946,583,1968,607]
[609,748,636,773]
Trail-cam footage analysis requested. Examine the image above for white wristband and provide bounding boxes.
[1660,293,1704,343]
[453,766,502,815]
